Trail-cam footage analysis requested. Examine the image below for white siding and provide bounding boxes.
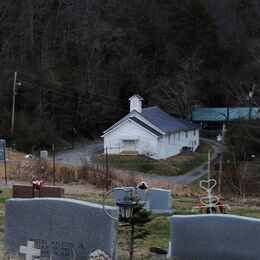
[103,119,160,159]
[129,96,142,113]
[103,119,200,160]
[158,129,200,159]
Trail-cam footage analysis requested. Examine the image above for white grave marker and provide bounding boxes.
[19,241,41,260]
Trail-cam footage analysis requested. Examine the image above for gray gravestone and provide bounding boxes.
[136,189,150,210]
[114,187,150,209]
[150,188,173,213]
[40,150,48,160]
[113,187,135,205]
[5,198,118,260]
[170,214,260,260]
[136,189,149,202]
[0,139,6,163]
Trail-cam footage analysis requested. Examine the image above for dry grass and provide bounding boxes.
[0,149,183,192]
[0,148,259,259]
[0,178,260,259]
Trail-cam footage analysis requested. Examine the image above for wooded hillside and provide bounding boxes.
[0,0,259,151]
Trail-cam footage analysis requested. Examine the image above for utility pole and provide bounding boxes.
[105,147,109,192]
[207,150,211,189]
[11,72,21,136]
[3,141,7,185]
[71,127,77,149]
[248,84,256,120]
[0,139,8,185]
[218,123,226,194]
[52,144,56,186]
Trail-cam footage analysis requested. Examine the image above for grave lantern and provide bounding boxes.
[116,196,136,219]
[103,188,136,221]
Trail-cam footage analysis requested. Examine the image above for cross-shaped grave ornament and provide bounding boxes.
[19,241,41,260]
[199,179,219,214]
[192,179,230,214]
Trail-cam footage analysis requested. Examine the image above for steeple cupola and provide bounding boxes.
[129,94,143,113]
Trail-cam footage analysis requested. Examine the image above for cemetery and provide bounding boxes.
[0,177,259,259]
[0,142,259,259]
[0,0,260,258]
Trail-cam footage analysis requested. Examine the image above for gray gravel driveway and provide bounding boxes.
[55,142,103,165]
[55,138,220,186]
[132,138,221,185]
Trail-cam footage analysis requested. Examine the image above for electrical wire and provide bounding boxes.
[13,70,130,104]
[4,71,260,152]
[13,79,130,113]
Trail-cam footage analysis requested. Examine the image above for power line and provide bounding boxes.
[14,70,130,104]
[16,79,130,113]
[10,82,120,125]
[6,72,260,147]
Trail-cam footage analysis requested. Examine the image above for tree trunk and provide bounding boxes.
[129,224,135,260]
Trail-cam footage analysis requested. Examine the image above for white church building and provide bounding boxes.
[102,94,200,160]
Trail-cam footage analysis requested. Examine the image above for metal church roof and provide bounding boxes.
[102,105,199,137]
[141,106,199,133]
[130,117,162,136]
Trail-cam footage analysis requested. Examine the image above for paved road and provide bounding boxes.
[140,138,221,185]
[55,142,103,165]
[179,138,221,184]
[55,138,220,185]
[115,138,221,186]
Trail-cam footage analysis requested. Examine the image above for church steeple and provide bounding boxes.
[129,94,143,113]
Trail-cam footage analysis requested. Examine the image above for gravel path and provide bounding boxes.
[125,138,221,186]
[53,138,221,187]
[55,142,103,165]
[170,138,221,184]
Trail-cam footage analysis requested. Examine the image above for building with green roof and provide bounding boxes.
[192,107,260,122]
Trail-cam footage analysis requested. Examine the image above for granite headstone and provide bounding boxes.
[136,189,150,209]
[136,189,149,202]
[5,198,118,260]
[113,187,135,205]
[40,150,48,160]
[170,214,260,260]
[12,184,64,198]
[150,188,173,212]
[0,139,6,163]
